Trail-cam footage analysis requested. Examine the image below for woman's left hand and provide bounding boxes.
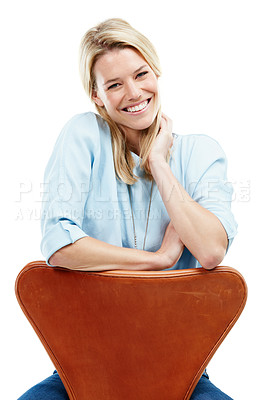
[148,113,173,164]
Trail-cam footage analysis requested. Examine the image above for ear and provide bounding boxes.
[92,90,104,107]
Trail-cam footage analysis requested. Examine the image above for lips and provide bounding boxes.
[122,98,151,113]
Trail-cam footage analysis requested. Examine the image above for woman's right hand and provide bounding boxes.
[156,221,184,269]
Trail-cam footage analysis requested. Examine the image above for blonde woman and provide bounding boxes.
[19,18,237,400]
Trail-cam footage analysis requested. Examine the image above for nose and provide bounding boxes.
[125,80,141,101]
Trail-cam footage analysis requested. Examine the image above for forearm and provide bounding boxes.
[49,236,166,272]
[149,158,228,269]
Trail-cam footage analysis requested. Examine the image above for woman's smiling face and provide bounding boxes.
[92,47,160,143]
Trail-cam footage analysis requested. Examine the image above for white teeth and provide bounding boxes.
[126,100,148,113]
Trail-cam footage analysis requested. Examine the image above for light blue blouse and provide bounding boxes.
[41,112,237,269]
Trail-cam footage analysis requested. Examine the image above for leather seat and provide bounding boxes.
[15,261,247,400]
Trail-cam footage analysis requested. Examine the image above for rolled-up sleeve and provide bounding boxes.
[181,134,238,249]
[40,113,98,264]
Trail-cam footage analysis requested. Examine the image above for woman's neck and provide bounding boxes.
[123,127,143,156]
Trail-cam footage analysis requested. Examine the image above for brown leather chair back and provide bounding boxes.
[15,262,247,400]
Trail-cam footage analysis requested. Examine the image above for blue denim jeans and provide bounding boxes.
[18,370,233,399]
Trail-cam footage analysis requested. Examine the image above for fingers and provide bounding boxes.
[161,112,172,124]
[149,113,174,163]
[160,113,173,133]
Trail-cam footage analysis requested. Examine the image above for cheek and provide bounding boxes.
[147,79,159,101]
[147,78,159,95]
[105,94,121,111]
[153,78,159,92]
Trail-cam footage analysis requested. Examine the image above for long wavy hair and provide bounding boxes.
[79,18,162,184]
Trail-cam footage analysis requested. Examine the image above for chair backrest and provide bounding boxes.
[15,261,247,400]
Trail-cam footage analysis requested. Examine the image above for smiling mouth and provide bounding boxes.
[122,98,151,113]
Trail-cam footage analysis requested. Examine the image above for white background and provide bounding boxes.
[1,1,265,399]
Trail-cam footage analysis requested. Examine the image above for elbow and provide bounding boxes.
[48,243,85,270]
[199,246,226,270]
[48,245,72,268]
[48,250,62,267]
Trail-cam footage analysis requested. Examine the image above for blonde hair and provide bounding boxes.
[79,18,162,184]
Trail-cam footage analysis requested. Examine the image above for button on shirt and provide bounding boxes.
[41,112,237,269]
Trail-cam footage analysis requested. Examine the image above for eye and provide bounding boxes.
[107,83,120,90]
[136,71,148,79]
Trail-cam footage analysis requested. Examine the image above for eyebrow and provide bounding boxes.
[103,64,148,87]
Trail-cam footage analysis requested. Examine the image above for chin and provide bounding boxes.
[128,111,158,129]
[127,121,154,132]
